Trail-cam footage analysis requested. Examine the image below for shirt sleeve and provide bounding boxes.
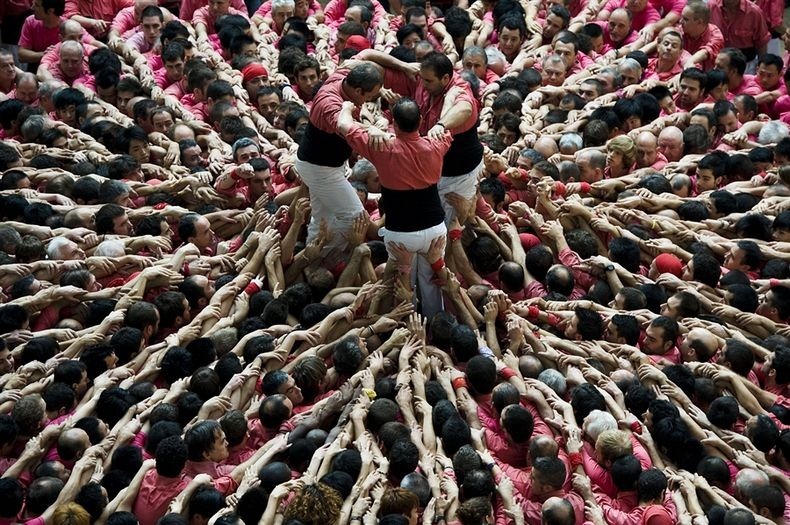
[63,0,80,18]
[18,17,35,48]
[383,68,417,98]
[323,0,346,25]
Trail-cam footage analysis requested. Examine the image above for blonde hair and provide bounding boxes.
[52,503,90,525]
[607,135,637,167]
[595,429,633,462]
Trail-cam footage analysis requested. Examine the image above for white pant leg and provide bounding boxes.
[437,160,484,226]
[382,223,447,316]
[295,159,364,252]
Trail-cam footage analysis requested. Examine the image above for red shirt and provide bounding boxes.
[708,0,771,51]
[63,0,133,23]
[595,21,640,54]
[192,6,248,34]
[324,0,387,28]
[383,69,480,135]
[345,125,451,189]
[682,24,724,72]
[728,74,762,98]
[602,0,660,30]
[133,470,191,525]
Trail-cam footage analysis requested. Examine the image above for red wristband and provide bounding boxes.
[451,377,468,390]
[527,305,540,319]
[430,258,445,273]
[630,421,643,434]
[501,367,517,380]
[182,261,190,276]
[230,169,242,181]
[546,313,560,326]
[449,229,462,241]
[579,182,591,194]
[770,278,781,288]
[554,181,566,197]
[244,281,261,295]
[569,452,583,469]
[517,168,528,179]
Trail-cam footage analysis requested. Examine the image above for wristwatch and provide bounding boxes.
[605,264,615,272]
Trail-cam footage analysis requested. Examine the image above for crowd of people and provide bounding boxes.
[1,0,790,523]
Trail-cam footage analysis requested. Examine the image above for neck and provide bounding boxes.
[43,15,60,28]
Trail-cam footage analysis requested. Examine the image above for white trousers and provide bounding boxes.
[437,160,484,226]
[295,158,364,257]
[382,222,447,319]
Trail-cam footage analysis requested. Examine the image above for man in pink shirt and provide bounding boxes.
[679,1,724,72]
[181,0,246,22]
[635,132,667,171]
[715,48,761,97]
[124,6,164,54]
[596,9,640,56]
[133,436,193,525]
[597,0,660,32]
[18,0,64,68]
[108,0,178,42]
[193,0,249,40]
[39,40,90,86]
[154,42,186,90]
[708,0,770,63]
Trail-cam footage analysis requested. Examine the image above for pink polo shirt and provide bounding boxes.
[602,0,660,30]
[708,0,771,52]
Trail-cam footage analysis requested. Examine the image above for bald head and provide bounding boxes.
[658,126,684,162]
[60,20,84,41]
[56,428,90,462]
[542,497,575,525]
[534,136,559,158]
[635,132,659,168]
[734,468,769,502]
[59,40,83,57]
[529,435,559,464]
[15,73,38,104]
[681,327,718,362]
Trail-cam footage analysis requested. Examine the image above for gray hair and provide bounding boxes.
[94,240,126,257]
[46,236,73,260]
[349,158,376,182]
[618,57,642,75]
[758,121,790,145]
[538,368,567,397]
[39,80,65,98]
[558,133,583,152]
[20,115,48,142]
[210,327,238,356]
[583,409,617,441]
[271,0,295,9]
[462,45,487,63]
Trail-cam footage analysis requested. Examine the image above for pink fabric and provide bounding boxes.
[254,0,321,18]
[192,6,248,34]
[728,74,762,98]
[323,0,387,28]
[708,0,771,51]
[649,0,684,16]
[133,470,191,525]
[602,0,661,30]
[682,24,724,72]
[110,6,139,38]
[18,16,66,52]
[181,0,246,21]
